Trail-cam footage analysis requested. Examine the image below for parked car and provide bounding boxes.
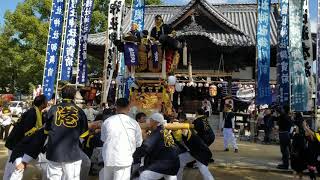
[9,101,27,117]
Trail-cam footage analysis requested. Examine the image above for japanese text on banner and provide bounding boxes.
[42,0,65,100]
[276,0,290,105]
[77,0,94,84]
[256,0,272,105]
[61,0,79,81]
[131,0,145,32]
[289,0,308,111]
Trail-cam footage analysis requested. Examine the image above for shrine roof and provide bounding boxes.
[88,2,279,47]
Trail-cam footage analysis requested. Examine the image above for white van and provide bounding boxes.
[9,101,27,117]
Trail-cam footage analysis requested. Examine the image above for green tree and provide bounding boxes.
[0,0,162,94]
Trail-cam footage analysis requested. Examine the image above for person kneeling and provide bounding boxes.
[133,113,180,180]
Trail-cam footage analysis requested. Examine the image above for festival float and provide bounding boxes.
[101,0,187,118]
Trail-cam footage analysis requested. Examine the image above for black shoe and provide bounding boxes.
[224,148,229,152]
[277,164,288,170]
[234,149,239,153]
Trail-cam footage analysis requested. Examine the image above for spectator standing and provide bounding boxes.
[221,104,238,153]
[263,108,274,144]
[276,105,292,170]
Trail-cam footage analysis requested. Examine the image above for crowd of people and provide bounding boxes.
[1,85,320,180]
[1,85,218,180]
[249,104,320,179]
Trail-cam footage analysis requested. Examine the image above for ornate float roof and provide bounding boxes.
[88,1,279,47]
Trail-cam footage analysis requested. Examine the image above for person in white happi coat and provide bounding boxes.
[100,98,142,180]
[221,104,238,152]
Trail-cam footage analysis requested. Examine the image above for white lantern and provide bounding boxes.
[111,80,116,84]
[198,83,203,87]
[175,83,183,92]
[192,82,197,87]
[168,75,177,86]
[205,83,210,87]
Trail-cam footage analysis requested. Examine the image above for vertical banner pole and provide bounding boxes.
[43,0,66,103]
[55,0,70,104]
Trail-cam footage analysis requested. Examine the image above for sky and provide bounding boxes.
[0,0,318,32]
[0,0,22,26]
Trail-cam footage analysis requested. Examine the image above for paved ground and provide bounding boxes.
[0,136,299,180]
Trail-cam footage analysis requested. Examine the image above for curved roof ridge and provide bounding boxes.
[200,0,245,34]
[167,0,247,35]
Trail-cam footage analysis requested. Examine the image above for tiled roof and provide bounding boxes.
[88,2,278,47]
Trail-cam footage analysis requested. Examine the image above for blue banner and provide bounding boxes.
[77,0,94,84]
[131,0,145,32]
[256,0,272,105]
[124,42,139,66]
[289,0,308,111]
[276,0,290,106]
[125,77,134,99]
[61,0,79,81]
[42,0,65,100]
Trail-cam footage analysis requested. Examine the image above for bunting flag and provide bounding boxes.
[317,0,320,106]
[124,42,139,66]
[289,0,308,111]
[277,0,290,106]
[77,0,94,84]
[256,0,272,105]
[151,44,159,67]
[302,0,314,111]
[131,0,145,32]
[42,0,65,100]
[60,0,80,81]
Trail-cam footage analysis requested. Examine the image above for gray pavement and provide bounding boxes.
[210,136,285,172]
[0,136,296,180]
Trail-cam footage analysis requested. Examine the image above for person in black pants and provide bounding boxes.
[276,105,292,170]
[263,108,274,144]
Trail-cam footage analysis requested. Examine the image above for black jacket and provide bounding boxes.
[133,126,180,175]
[81,132,103,158]
[45,101,88,162]
[193,116,215,146]
[277,113,292,132]
[5,107,40,150]
[9,128,47,163]
[180,130,212,166]
[150,24,172,40]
